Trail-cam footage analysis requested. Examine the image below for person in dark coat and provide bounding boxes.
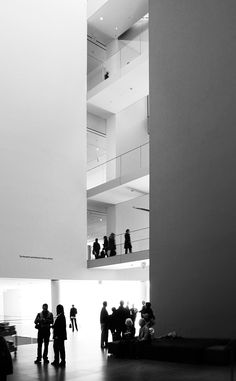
[143,302,155,326]
[70,304,78,332]
[108,233,116,256]
[139,300,146,317]
[34,303,53,364]
[116,300,130,340]
[108,307,118,341]
[0,336,13,381]
[100,301,109,348]
[124,229,132,254]
[92,238,100,259]
[103,236,109,257]
[51,304,67,367]
[130,304,138,325]
[122,318,135,340]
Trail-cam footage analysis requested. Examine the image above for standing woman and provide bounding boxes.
[103,236,109,257]
[108,232,116,256]
[51,304,67,367]
[124,229,132,254]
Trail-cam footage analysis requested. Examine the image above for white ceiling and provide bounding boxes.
[88,175,149,204]
[87,57,149,116]
[87,0,148,45]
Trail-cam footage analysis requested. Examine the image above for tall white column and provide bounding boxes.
[51,280,60,317]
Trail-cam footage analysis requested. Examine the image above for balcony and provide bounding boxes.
[87,227,149,269]
[87,142,149,204]
[87,28,149,116]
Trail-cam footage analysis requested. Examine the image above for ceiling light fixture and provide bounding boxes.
[100,16,103,21]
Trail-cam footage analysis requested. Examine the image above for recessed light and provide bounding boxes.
[100,16,103,21]
[115,26,118,30]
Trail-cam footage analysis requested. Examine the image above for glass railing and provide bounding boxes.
[87,226,149,260]
[87,142,149,189]
[87,28,148,91]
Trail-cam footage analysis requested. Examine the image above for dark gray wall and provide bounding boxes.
[150,0,236,337]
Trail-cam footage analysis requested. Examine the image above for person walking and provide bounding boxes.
[92,238,100,259]
[100,301,109,349]
[70,304,78,332]
[51,304,67,367]
[124,229,132,254]
[34,303,53,364]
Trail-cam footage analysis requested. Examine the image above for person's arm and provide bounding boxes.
[34,313,40,325]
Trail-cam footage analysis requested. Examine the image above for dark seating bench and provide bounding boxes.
[108,337,234,365]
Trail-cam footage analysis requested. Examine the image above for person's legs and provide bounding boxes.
[43,333,50,362]
[52,339,59,365]
[59,339,66,365]
[71,318,74,332]
[74,318,78,331]
[36,332,43,361]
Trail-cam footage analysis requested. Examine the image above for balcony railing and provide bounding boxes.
[88,28,148,91]
[87,142,149,190]
[87,226,149,260]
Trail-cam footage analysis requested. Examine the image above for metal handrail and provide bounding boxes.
[87,226,149,245]
[87,141,149,172]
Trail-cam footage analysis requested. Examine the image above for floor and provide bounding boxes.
[8,330,232,381]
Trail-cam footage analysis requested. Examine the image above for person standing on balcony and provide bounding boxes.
[92,238,100,259]
[124,229,132,254]
[108,233,116,256]
[103,236,109,257]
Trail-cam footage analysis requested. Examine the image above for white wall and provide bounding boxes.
[116,97,149,156]
[107,194,149,254]
[150,0,236,338]
[0,1,87,279]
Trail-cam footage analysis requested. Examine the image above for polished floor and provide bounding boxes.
[8,330,232,381]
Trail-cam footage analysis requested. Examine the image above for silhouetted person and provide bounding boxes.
[0,336,13,381]
[124,229,132,253]
[143,302,155,326]
[70,304,78,332]
[108,232,116,256]
[104,71,109,80]
[139,300,146,317]
[51,304,67,367]
[116,300,130,339]
[34,303,53,364]
[130,304,138,325]
[103,236,109,257]
[100,301,109,348]
[92,238,100,259]
[109,307,118,341]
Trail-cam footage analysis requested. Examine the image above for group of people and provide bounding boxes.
[100,300,155,349]
[93,229,132,259]
[34,303,78,367]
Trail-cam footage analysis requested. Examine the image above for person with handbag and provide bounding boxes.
[70,304,78,332]
[51,304,67,367]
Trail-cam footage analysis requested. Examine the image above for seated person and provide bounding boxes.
[138,318,152,342]
[122,318,135,341]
